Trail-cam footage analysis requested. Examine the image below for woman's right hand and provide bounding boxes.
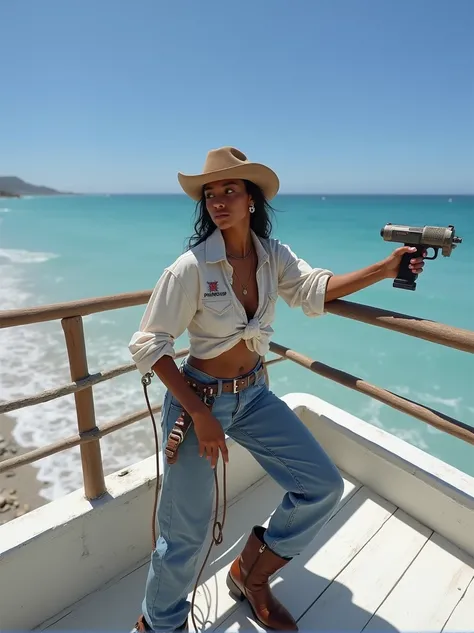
[192,410,229,468]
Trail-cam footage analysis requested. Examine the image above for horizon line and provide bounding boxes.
[73,192,474,197]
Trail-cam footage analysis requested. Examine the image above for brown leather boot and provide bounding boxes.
[226,526,298,630]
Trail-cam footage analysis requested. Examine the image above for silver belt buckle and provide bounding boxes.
[233,378,241,394]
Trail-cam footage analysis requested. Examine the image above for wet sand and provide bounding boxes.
[0,413,47,525]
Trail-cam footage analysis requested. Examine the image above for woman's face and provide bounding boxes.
[203,178,253,231]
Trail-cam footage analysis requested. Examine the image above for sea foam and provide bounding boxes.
[0,248,59,264]
[0,250,162,500]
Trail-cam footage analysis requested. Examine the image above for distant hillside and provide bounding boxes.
[0,176,68,196]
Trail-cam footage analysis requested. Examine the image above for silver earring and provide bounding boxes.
[249,204,255,214]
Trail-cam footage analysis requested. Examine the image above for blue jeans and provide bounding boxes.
[142,360,344,632]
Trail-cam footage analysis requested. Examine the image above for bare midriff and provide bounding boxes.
[187,339,261,378]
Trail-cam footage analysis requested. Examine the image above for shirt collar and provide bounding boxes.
[205,228,269,270]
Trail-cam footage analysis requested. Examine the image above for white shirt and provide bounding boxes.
[129,228,333,376]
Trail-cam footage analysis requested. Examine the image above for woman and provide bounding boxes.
[129,147,425,633]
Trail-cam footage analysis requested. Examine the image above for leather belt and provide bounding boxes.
[184,365,265,396]
[164,365,264,464]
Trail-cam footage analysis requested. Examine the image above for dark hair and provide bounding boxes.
[186,179,275,250]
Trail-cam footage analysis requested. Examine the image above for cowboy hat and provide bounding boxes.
[177,146,280,201]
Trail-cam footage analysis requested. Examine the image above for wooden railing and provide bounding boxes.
[0,291,473,500]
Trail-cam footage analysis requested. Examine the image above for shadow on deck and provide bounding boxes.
[39,471,474,633]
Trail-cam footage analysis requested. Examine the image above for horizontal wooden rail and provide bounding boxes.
[0,290,472,356]
[0,403,163,475]
[0,348,190,415]
[0,362,135,415]
[263,356,286,367]
[325,299,474,354]
[0,290,151,328]
[269,342,474,446]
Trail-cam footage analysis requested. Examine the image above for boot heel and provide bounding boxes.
[226,573,245,601]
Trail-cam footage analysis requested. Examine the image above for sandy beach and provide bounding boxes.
[0,413,46,525]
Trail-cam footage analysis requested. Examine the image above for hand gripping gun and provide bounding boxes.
[380,223,463,291]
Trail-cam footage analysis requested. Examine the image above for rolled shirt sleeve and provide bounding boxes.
[129,263,198,375]
[277,242,333,316]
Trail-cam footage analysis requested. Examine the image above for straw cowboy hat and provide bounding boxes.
[177,146,280,201]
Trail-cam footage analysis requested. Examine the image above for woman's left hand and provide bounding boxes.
[382,246,426,279]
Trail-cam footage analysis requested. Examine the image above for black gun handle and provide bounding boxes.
[393,245,424,291]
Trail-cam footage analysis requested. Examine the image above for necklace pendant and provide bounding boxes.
[242,288,248,295]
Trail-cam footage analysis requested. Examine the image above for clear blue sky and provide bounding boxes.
[1,0,473,194]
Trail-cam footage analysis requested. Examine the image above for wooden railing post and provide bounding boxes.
[61,316,106,499]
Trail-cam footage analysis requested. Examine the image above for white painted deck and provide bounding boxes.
[39,470,474,633]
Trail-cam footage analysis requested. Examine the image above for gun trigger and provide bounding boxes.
[424,247,438,260]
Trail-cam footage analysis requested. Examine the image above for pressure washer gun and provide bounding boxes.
[380,223,462,291]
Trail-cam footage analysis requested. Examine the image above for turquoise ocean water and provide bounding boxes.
[0,194,473,500]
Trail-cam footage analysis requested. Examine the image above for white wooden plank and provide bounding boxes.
[190,471,360,631]
[442,577,474,633]
[215,486,396,632]
[41,472,359,631]
[40,562,149,630]
[364,532,474,633]
[290,392,474,559]
[298,508,432,632]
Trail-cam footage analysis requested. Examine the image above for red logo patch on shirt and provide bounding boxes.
[204,280,226,298]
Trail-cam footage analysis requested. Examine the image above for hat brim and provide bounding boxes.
[177,163,280,201]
